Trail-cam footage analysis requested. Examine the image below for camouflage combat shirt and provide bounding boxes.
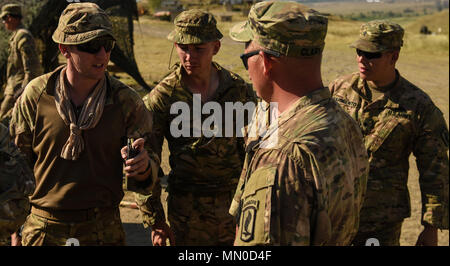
[4,24,42,96]
[329,71,449,229]
[9,65,160,211]
[230,87,369,246]
[0,123,34,240]
[136,62,256,227]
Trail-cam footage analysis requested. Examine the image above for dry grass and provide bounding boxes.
[118,3,449,246]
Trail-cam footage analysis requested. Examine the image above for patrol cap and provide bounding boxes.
[350,20,404,53]
[52,2,115,45]
[0,4,22,19]
[229,1,328,57]
[167,9,223,44]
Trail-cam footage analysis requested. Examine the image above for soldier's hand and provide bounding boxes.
[11,232,21,246]
[415,225,438,246]
[151,221,175,246]
[121,138,151,181]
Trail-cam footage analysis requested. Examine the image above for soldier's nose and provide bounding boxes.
[95,46,108,57]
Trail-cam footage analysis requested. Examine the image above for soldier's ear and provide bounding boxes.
[59,44,71,58]
[212,40,221,55]
[391,50,399,65]
[261,51,274,77]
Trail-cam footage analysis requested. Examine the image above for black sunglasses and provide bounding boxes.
[240,50,281,70]
[76,38,115,54]
[356,49,382,60]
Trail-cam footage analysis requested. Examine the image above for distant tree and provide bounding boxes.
[404,8,414,13]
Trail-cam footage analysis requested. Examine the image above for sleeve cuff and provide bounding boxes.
[126,158,159,195]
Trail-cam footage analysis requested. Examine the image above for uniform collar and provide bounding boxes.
[176,61,233,101]
[250,87,331,150]
[278,87,331,127]
[46,65,114,105]
[9,24,24,41]
[352,70,405,110]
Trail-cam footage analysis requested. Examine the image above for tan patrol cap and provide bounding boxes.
[167,9,223,44]
[52,2,115,45]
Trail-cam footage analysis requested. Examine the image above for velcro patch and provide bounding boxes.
[240,200,259,242]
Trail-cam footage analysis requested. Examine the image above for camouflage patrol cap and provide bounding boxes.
[351,20,404,52]
[0,4,22,19]
[52,2,115,45]
[167,9,223,44]
[229,1,328,57]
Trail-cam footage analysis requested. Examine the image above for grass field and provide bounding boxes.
[118,1,449,246]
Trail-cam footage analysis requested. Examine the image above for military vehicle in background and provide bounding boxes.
[153,0,184,21]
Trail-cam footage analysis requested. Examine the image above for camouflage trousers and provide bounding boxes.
[351,221,403,246]
[21,207,126,246]
[167,189,235,246]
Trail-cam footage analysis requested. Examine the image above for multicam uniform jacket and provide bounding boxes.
[136,62,256,228]
[329,71,449,229]
[230,87,369,246]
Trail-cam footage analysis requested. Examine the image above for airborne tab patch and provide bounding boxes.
[240,199,259,242]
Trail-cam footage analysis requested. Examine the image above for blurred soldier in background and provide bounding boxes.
[0,3,41,125]
[228,1,368,246]
[137,9,256,246]
[9,2,159,246]
[329,20,449,246]
[0,123,35,245]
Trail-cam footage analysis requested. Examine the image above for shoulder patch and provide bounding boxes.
[240,201,257,242]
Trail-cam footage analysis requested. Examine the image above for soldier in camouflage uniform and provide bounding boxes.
[136,9,256,246]
[228,1,369,245]
[0,123,35,245]
[329,20,449,246]
[0,3,42,125]
[9,3,160,246]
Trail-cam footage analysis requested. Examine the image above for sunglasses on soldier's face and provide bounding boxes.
[240,50,280,70]
[356,49,383,60]
[76,38,115,54]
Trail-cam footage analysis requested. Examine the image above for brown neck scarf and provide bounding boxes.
[54,66,107,160]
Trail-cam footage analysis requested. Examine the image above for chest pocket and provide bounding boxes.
[365,117,399,154]
[235,165,276,246]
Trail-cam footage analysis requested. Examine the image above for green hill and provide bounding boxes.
[404,9,449,35]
